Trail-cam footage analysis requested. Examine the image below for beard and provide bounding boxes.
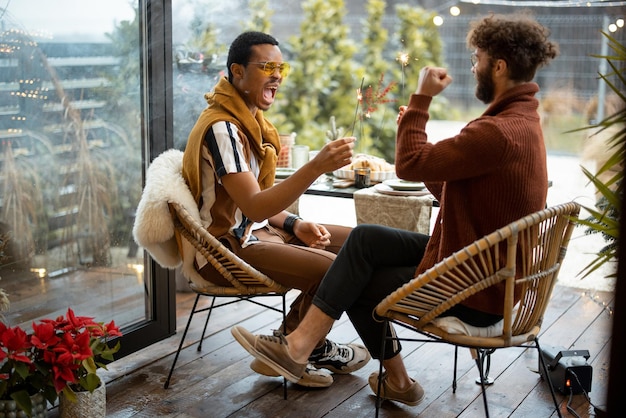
[475,65,495,104]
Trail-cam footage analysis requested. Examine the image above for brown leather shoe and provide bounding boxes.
[231,326,306,383]
[250,359,333,388]
[368,371,425,406]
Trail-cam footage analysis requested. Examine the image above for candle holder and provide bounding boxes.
[354,167,371,188]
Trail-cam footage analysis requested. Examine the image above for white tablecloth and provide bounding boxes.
[353,187,434,234]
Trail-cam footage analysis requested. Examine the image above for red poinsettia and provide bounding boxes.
[0,308,122,415]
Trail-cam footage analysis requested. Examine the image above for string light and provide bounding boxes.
[607,16,624,33]
[581,291,614,316]
[459,0,626,6]
[30,268,47,278]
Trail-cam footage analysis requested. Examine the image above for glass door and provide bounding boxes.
[0,0,175,356]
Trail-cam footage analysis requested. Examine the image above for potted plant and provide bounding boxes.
[0,307,122,417]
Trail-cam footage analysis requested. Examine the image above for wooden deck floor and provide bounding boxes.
[72,283,613,418]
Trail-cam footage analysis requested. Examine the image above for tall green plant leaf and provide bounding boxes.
[575,32,625,279]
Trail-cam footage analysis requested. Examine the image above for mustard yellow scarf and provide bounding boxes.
[183,77,280,203]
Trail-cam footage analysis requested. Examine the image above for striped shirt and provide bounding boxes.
[196,121,268,269]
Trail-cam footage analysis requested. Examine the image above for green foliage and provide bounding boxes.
[573,32,625,279]
[271,0,361,150]
[394,5,444,93]
[242,0,274,33]
[188,16,226,62]
[363,0,389,79]
[393,5,448,121]
[360,0,396,160]
[105,9,141,107]
[169,2,447,162]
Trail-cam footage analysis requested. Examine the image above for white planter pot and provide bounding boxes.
[58,380,106,418]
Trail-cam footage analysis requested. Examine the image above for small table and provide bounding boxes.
[353,186,434,234]
[302,176,435,234]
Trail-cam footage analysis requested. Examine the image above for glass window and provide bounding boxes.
[0,0,147,331]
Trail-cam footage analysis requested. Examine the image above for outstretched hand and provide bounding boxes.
[311,136,356,174]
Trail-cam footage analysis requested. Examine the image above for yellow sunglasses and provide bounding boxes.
[248,61,291,78]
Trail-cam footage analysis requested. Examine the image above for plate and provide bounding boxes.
[374,183,431,197]
[333,168,396,182]
[275,168,296,179]
[382,179,425,191]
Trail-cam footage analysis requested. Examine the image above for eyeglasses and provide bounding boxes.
[470,53,478,68]
[248,61,291,78]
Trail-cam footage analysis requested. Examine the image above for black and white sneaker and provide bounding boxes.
[250,359,333,388]
[309,339,371,374]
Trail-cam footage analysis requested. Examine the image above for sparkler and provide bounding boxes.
[397,51,409,103]
[349,77,365,137]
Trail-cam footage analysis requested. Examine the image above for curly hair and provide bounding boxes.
[227,31,279,82]
[467,12,559,82]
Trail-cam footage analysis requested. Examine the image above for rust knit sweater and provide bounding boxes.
[395,83,548,315]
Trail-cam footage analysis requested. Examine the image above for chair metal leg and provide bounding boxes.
[452,346,459,393]
[475,348,495,386]
[164,293,202,389]
[536,338,563,418]
[197,296,217,352]
[165,292,289,397]
[281,293,287,401]
[474,353,491,418]
[375,319,389,418]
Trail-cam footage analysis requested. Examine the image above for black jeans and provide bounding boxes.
[312,224,429,360]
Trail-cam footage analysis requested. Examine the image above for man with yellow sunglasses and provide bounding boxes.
[181,31,365,388]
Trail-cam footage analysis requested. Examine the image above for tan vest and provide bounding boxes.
[183,77,280,205]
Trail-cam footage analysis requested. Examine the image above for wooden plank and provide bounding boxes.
[508,287,612,418]
[102,311,284,417]
[43,284,608,418]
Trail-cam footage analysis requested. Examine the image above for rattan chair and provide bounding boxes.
[163,201,290,393]
[374,201,580,418]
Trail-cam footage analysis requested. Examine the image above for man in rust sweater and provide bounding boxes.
[232,12,559,407]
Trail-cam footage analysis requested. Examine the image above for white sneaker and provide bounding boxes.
[308,339,371,374]
[250,358,333,388]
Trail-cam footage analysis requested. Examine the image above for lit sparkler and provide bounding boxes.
[349,77,365,137]
[397,51,410,103]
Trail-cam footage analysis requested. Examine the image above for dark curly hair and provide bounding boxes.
[227,31,279,82]
[467,12,559,82]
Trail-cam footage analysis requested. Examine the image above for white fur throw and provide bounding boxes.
[132,149,204,286]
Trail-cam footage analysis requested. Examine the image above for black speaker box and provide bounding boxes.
[539,345,592,395]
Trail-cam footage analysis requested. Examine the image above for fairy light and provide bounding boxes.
[607,16,624,32]
[30,268,47,278]
[460,0,626,6]
[581,290,614,316]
